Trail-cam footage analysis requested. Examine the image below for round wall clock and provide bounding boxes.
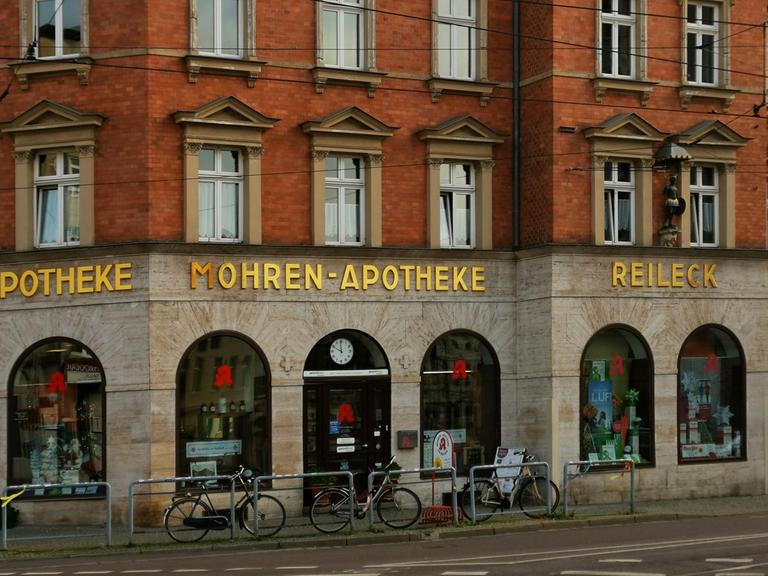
[330,337,354,365]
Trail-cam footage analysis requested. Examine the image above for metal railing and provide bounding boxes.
[127,475,236,546]
[562,459,636,516]
[252,471,354,536]
[1,482,112,551]
[466,461,552,522]
[367,466,458,528]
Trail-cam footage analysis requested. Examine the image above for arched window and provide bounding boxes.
[420,331,500,475]
[8,339,106,489]
[580,326,653,464]
[176,333,270,477]
[678,325,745,462]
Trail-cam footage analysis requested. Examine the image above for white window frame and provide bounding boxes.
[603,160,635,245]
[439,161,475,249]
[690,164,719,247]
[686,1,719,85]
[196,0,244,58]
[599,0,635,79]
[321,0,364,70]
[324,155,365,246]
[35,0,81,59]
[198,147,244,243]
[34,150,80,248]
[436,0,476,80]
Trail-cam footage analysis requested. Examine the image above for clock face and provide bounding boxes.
[330,337,354,365]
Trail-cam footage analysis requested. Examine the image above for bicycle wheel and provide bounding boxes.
[376,486,421,529]
[164,497,212,543]
[310,487,352,534]
[517,477,560,519]
[460,479,502,522]
[241,493,286,538]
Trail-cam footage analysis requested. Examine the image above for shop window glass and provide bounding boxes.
[177,333,270,476]
[420,331,499,475]
[678,326,745,462]
[580,326,653,464]
[8,339,105,488]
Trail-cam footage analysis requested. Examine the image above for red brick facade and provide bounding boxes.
[0,1,765,251]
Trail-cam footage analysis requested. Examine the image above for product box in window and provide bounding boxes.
[688,423,701,444]
[698,404,712,421]
[715,424,732,445]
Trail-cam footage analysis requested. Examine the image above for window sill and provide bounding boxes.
[311,67,387,98]
[10,58,92,90]
[593,77,657,107]
[427,77,497,107]
[185,55,266,87]
[679,85,739,113]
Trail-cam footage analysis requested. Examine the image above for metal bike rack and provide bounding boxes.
[367,466,459,529]
[562,459,636,516]
[253,471,354,537]
[127,475,236,546]
[1,482,112,551]
[466,461,553,523]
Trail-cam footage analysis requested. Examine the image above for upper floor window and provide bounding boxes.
[437,0,475,80]
[35,150,80,248]
[325,156,364,245]
[686,2,718,85]
[440,162,474,248]
[321,0,363,69]
[197,0,243,57]
[599,0,635,78]
[603,160,634,245]
[199,147,242,242]
[36,0,81,58]
[690,164,718,247]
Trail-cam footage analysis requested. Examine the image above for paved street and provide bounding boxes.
[1,513,767,576]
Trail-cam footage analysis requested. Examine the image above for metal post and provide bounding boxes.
[630,461,635,513]
[229,477,236,541]
[127,481,135,546]
[451,468,459,525]
[1,488,7,551]
[562,462,570,517]
[367,471,375,530]
[105,483,112,547]
[251,477,259,538]
[468,466,477,522]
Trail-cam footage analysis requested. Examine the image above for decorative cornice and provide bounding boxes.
[311,150,330,160]
[184,142,204,154]
[12,151,33,162]
[480,159,496,169]
[76,145,96,157]
[245,146,264,158]
[368,153,384,165]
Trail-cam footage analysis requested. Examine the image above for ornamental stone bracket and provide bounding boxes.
[593,77,657,107]
[185,55,265,87]
[679,85,738,113]
[426,77,497,107]
[11,58,93,91]
[311,67,387,98]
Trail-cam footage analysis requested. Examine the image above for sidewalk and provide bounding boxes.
[2,493,768,559]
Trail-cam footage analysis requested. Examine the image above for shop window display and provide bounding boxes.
[8,339,105,492]
[678,325,745,462]
[580,326,653,464]
[177,333,270,477]
[420,331,499,475]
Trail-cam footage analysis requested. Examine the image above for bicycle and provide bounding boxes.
[460,448,560,521]
[163,465,286,542]
[309,456,422,533]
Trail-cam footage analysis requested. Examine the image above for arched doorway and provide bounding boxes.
[176,332,271,477]
[8,338,106,490]
[303,330,391,480]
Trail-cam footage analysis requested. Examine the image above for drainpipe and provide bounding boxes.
[513,0,521,249]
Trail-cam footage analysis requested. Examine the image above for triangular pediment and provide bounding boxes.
[418,115,505,144]
[676,120,749,147]
[301,107,397,137]
[584,113,666,142]
[174,96,279,129]
[1,100,105,134]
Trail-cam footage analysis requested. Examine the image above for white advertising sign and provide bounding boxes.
[432,430,453,469]
[495,447,525,493]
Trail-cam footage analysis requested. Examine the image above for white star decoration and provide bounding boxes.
[681,371,698,392]
[714,404,734,426]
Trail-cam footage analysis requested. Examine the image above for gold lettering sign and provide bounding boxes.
[190,262,487,293]
[612,262,717,289]
[0,263,133,299]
